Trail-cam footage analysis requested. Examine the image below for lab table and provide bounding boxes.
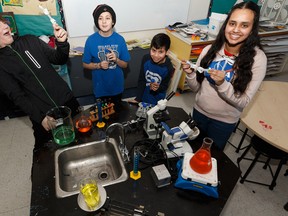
[30,102,240,216]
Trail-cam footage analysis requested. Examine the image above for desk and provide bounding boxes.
[30,102,240,216]
[240,81,288,153]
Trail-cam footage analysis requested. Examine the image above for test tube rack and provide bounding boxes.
[89,102,115,122]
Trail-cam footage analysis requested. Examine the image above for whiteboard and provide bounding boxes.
[61,0,190,38]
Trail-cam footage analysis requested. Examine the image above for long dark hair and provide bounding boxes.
[198,1,262,94]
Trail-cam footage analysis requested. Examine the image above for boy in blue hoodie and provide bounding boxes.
[129,33,174,105]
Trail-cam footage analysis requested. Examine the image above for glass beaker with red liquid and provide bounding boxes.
[190,137,213,174]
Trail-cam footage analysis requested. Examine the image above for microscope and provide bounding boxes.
[143,92,175,139]
[161,118,198,158]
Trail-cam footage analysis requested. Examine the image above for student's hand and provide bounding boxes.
[127,99,139,104]
[53,24,67,42]
[150,82,159,91]
[42,116,56,131]
[100,61,109,70]
[209,69,226,86]
[181,60,193,74]
[106,48,117,62]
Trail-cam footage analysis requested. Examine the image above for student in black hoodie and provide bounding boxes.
[0,16,80,150]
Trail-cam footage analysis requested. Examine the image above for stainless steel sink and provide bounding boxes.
[55,138,128,198]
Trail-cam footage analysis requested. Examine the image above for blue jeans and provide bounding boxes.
[192,108,237,151]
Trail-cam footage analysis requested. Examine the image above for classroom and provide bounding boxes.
[0,0,288,215]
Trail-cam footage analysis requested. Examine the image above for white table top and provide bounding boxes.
[241,81,288,153]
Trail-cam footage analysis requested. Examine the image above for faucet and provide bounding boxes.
[105,122,130,163]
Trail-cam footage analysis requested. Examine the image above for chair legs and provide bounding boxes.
[269,158,287,190]
[237,139,288,190]
[228,120,249,153]
[284,202,288,211]
[235,128,248,153]
[237,145,287,190]
[263,157,271,169]
[239,151,261,184]
[237,144,252,164]
[233,120,240,133]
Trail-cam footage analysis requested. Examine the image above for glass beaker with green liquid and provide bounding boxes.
[46,106,75,145]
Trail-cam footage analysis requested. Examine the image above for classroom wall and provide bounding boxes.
[62,0,192,38]
[67,0,211,47]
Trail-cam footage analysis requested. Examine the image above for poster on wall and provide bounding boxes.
[0,0,62,36]
[1,0,57,15]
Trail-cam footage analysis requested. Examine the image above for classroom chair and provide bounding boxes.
[228,120,250,153]
[237,135,288,190]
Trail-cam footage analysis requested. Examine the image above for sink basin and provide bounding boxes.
[55,138,128,198]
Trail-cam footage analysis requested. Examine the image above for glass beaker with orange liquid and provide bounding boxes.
[190,137,213,174]
[76,115,92,133]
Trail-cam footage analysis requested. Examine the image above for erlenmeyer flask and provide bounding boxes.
[76,115,92,133]
[189,137,213,174]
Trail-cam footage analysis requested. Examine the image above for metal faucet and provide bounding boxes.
[105,122,130,163]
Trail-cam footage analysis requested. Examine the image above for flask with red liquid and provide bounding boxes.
[190,137,213,174]
[76,115,92,133]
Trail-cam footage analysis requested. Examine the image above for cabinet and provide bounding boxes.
[166,29,288,92]
[260,31,288,76]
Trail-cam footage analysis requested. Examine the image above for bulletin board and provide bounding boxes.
[0,0,63,36]
[61,0,190,38]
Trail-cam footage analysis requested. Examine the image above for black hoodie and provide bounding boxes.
[0,35,74,123]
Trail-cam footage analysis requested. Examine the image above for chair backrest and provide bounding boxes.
[166,51,182,95]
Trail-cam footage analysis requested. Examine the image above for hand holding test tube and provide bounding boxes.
[38,5,57,25]
[186,60,209,73]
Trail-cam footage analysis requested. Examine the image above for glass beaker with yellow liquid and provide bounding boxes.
[79,178,100,210]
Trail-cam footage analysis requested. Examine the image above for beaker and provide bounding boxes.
[46,106,75,145]
[189,137,213,174]
[79,178,101,210]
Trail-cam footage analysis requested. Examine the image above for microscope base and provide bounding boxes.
[144,128,161,139]
[163,141,193,158]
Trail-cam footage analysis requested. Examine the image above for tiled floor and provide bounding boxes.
[0,72,288,216]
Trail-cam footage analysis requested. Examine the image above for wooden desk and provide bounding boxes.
[240,81,288,153]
